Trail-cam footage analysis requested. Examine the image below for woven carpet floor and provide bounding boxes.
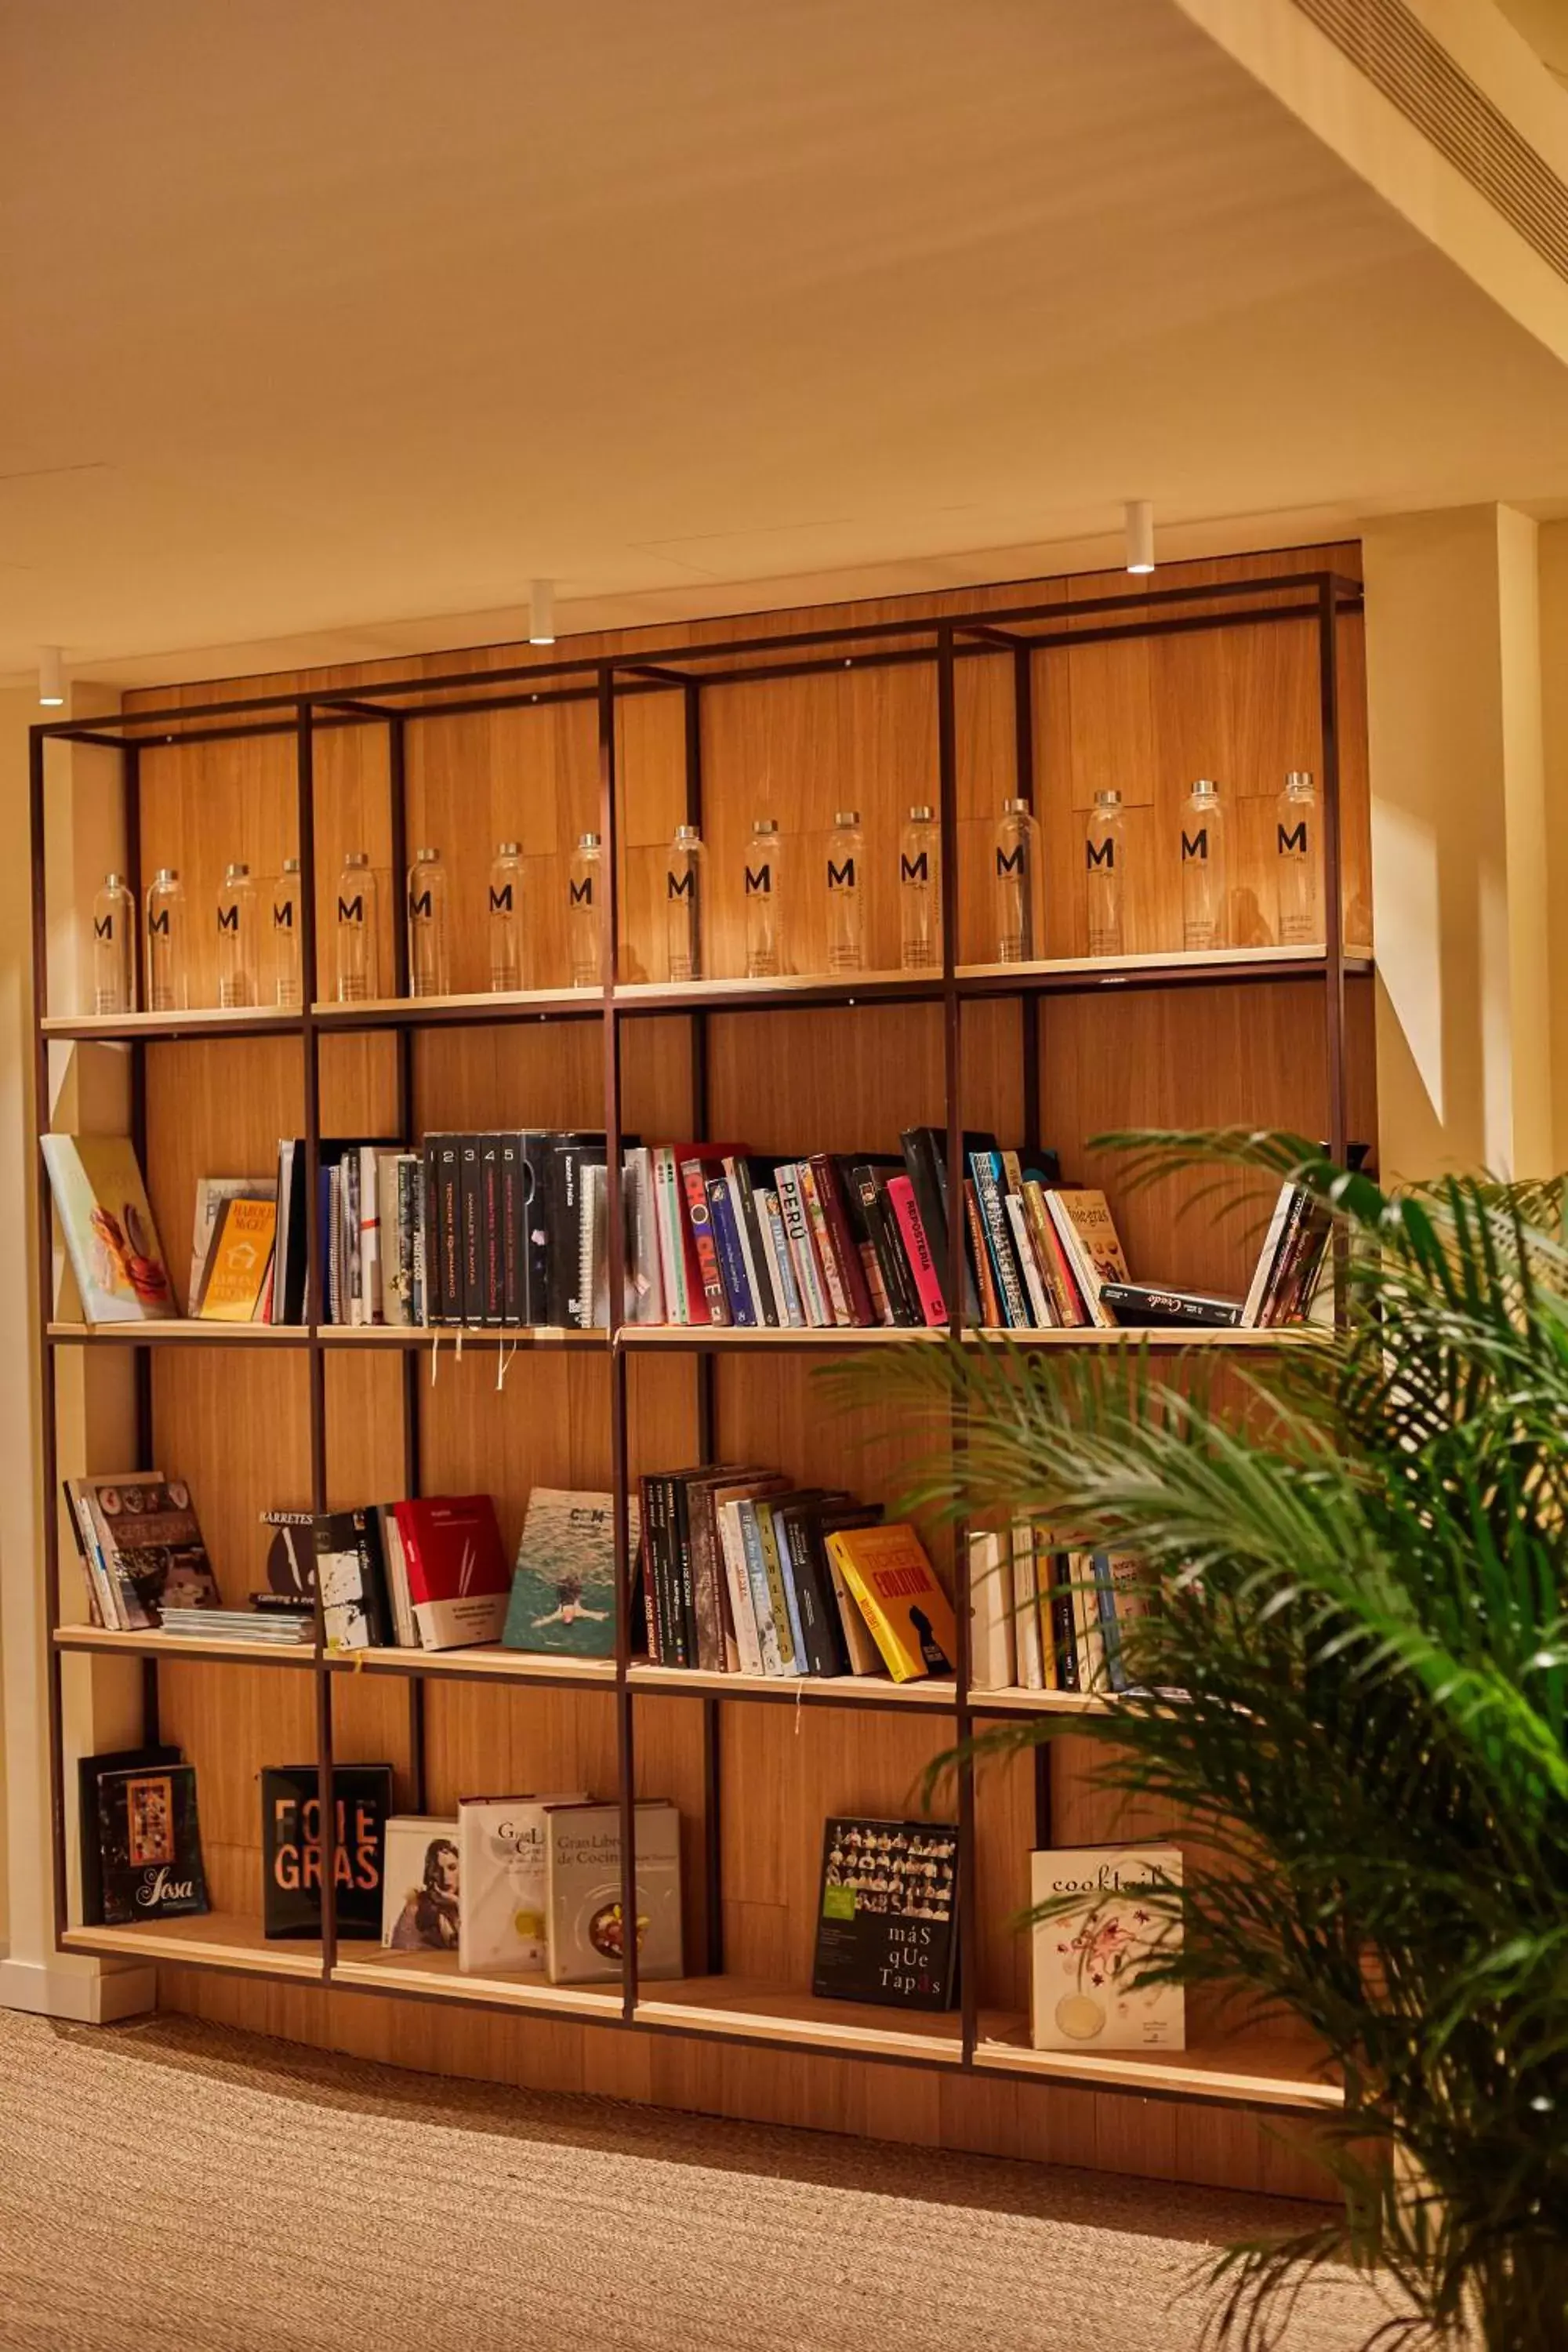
[0,2007,1399,2350]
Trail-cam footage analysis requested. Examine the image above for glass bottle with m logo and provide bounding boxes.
[216,862,260,1007]
[994,797,1039,962]
[1275,771,1319,946]
[665,824,705,982]
[271,857,303,1008]
[1085,789,1125,958]
[488,843,525,993]
[144,868,187,1012]
[335,851,379,1003]
[743,818,784,978]
[1179,779,1226,952]
[568,833,605,988]
[407,846,450,997]
[826,809,864,975]
[92,873,136,1014]
[899,805,940,971]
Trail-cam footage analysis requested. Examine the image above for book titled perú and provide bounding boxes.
[1029,1842,1184,2050]
[811,1816,959,2010]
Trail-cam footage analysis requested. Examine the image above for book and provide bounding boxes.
[503,1487,641,1657]
[392,1494,510,1650]
[458,1792,590,1974]
[187,1177,274,1316]
[71,1475,221,1625]
[968,1530,1016,1689]
[258,1508,317,1610]
[1029,1843,1184,2050]
[78,1743,181,1924]
[1101,1281,1244,1328]
[1044,1189,1130,1329]
[818,1505,888,1676]
[823,1523,957,1683]
[377,1504,418,1650]
[42,1134,174,1323]
[260,1764,393,1940]
[706,1168,757,1327]
[1242,1180,1298,1327]
[194,1193,278,1321]
[544,1799,683,1985]
[1092,1551,1154,1693]
[775,1163,830,1327]
[1023,1180,1087,1324]
[886,1174,946,1326]
[811,1817,959,2009]
[313,1507,390,1651]
[1011,1525,1045,1691]
[679,1153,730,1325]
[380,1817,461,1951]
[96,1761,209,1926]
[970,1152,1029,1327]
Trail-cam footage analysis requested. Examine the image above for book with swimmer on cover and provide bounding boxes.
[1029,1842,1184,2051]
[503,1487,643,1658]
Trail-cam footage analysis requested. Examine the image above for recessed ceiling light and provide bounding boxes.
[529,580,556,645]
[38,645,64,706]
[1124,501,1155,575]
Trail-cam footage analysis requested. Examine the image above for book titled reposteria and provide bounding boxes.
[96,1762,208,1926]
[261,1764,392,1939]
[811,1816,959,2010]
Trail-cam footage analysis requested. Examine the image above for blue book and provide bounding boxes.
[706,1175,758,1327]
[1091,1552,1129,1693]
[760,1180,804,1327]
[737,1499,789,1674]
[968,1149,1029,1328]
[757,1497,810,1674]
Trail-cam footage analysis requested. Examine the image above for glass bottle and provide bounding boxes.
[1085,789,1125,957]
[743,818,784,978]
[216,862,260,1007]
[1179,778,1226,952]
[899,805,940,971]
[144,868,187,1013]
[665,823,705,982]
[488,842,525,993]
[91,873,136,1015]
[1276,770,1319,945]
[994,797,1040,962]
[407,846,450,998]
[568,832,604,988]
[335,851,378,1002]
[825,809,864,974]
[271,857,303,1008]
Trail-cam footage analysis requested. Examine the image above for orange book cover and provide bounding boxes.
[823,1524,958,1684]
[196,1196,278,1320]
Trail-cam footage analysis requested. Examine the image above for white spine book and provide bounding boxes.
[1011,1525,1045,1690]
[458,1792,588,1976]
[1004,1192,1053,1330]
[717,1500,765,1676]
[967,1530,1015,1689]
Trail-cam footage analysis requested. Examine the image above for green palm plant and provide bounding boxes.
[829,1134,1568,2350]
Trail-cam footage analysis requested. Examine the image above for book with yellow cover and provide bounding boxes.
[822,1523,957,1683]
[195,1195,278,1320]
[41,1134,174,1324]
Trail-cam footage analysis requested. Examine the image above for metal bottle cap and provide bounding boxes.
[224,862,250,880]
[1094,789,1122,808]
[673,825,700,843]
[415,846,440,862]
[578,832,601,849]
[1285,770,1315,791]
[1003,797,1032,815]
[1190,778,1219,799]
[282,857,300,873]
[907,806,933,823]
[103,873,125,889]
[834,810,860,828]
[153,868,179,884]
[495,841,521,857]
[344,849,369,867]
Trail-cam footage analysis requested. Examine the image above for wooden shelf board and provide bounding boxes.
[957,946,1374,993]
[617,1323,940,1349]
[61,1911,321,1978]
[54,1625,316,1668]
[975,2016,1343,2110]
[616,1323,1316,1350]
[328,1644,615,1688]
[633,1976,965,2063]
[628,1664,958,1710]
[331,1948,621,2018]
[48,1319,307,1345]
[615,971,941,1014]
[42,1006,303,1041]
[319,1323,603,1349]
[312,987,597,1028]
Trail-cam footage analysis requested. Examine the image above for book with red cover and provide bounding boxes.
[675,1145,748,1327]
[887,1175,947,1326]
[391,1494,510,1650]
[808,1155,875,1326]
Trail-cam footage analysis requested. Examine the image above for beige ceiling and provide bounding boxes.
[6,0,1568,687]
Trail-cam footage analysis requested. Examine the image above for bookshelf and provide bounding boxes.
[31,548,1374,2198]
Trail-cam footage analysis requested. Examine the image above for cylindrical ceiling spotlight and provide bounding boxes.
[528,580,556,645]
[38,645,64,706]
[1123,501,1155,575]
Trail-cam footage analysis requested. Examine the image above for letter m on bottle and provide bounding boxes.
[409,887,433,918]
[1278,819,1308,855]
[216,905,239,932]
[568,878,593,906]
[338,894,364,924]
[900,851,928,884]
[93,913,114,940]
[1181,826,1209,864]
[995,845,1025,877]
[744,862,772,896]
[1086,838,1116,869]
[666,869,695,901]
[488,884,513,913]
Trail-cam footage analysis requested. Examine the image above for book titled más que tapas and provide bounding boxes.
[811,1816,959,2010]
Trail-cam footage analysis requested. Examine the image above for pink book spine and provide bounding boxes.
[887,1175,948,1327]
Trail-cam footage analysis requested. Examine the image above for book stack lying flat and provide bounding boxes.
[159,1607,313,1647]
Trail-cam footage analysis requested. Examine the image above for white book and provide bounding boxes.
[545,1800,683,1985]
[1069,1548,1105,1688]
[376,1156,410,1327]
[382,1817,460,1951]
[967,1530,1015,1689]
[717,1498,765,1675]
[358,1145,381,1326]
[1004,1193,1053,1330]
[759,1189,805,1327]
[1030,1843,1185,2050]
[583,1161,608,1329]
[1043,1192,1116,1330]
[652,1146,688,1325]
[458,1792,588,1975]
[623,1147,664,1325]
[378,1504,420,1650]
[1011,1526,1044,1690]
[1242,1180,1296,1327]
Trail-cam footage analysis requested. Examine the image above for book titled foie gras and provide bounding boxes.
[811,1816,959,2010]
[261,1765,393,1940]
[96,1762,209,1926]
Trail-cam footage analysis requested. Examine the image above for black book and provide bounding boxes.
[78,1743,181,1926]
[313,1506,391,1650]
[1101,1281,1244,1329]
[811,1816,960,2010]
[498,1133,523,1328]
[520,1129,557,1327]
[459,1135,484,1325]
[276,1138,397,1323]
[545,1134,606,1327]
[437,1136,463,1325]
[848,1160,921,1327]
[777,1497,853,1676]
[421,1133,445,1323]
[260,1763,394,1940]
[1050,1552,1080,1691]
[670,1472,701,1666]
[479,1134,504,1325]
[898,1128,997,1324]
[96,1760,209,1927]
[731,1160,780,1328]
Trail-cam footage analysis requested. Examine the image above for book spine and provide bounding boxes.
[680,1156,731,1326]
[858,1168,920,1327]
[809,1156,874,1325]
[738,1504,786,1675]
[1093,1553,1128,1693]
[645,1475,676,1667]
[1100,1282,1243,1327]
[782,1513,849,1675]
[964,1181,1001,1326]
[903,1126,978,1323]
[1023,1181,1083,1324]
[799,1162,851,1325]
[705,1172,756,1327]
[459,1137,484,1325]
[1045,1192,1112,1328]
[480,1136,503,1325]
[437,1138,463,1324]
[775,1163,829,1327]
[717,1506,765,1676]
[758,1188,804,1327]
[971,1152,1029,1327]
[728,1160,779,1327]
[627,1148,664,1326]
[671,1478,700,1666]
[653,1147,689,1325]
[757,1503,806,1675]
[1005,1192,1053,1327]
[1048,1552,1079,1690]
[637,1478,662,1665]
[687,1490,727,1674]
[521,1131,552,1326]
[498,1135,521,1328]
[885,1175,946,1325]
[1242,1180,1296,1327]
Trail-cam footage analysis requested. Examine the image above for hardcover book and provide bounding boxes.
[1101,1281,1243,1328]
[380,1817,461,1952]
[822,1523,957,1683]
[260,1764,393,1940]
[72,1475,221,1624]
[811,1816,959,2009]
[96,1761,209,1926]
[503,1487,641,1657]
[42,1134,174,1324]
[457,1791,588,1974]
[194,1193,278,1321]
[1029,1843,1185,2050]
[392,1494,510,1649]
[314,1507,390,1650]
[544,1799,683,1985]
[78,1743,181,1924]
